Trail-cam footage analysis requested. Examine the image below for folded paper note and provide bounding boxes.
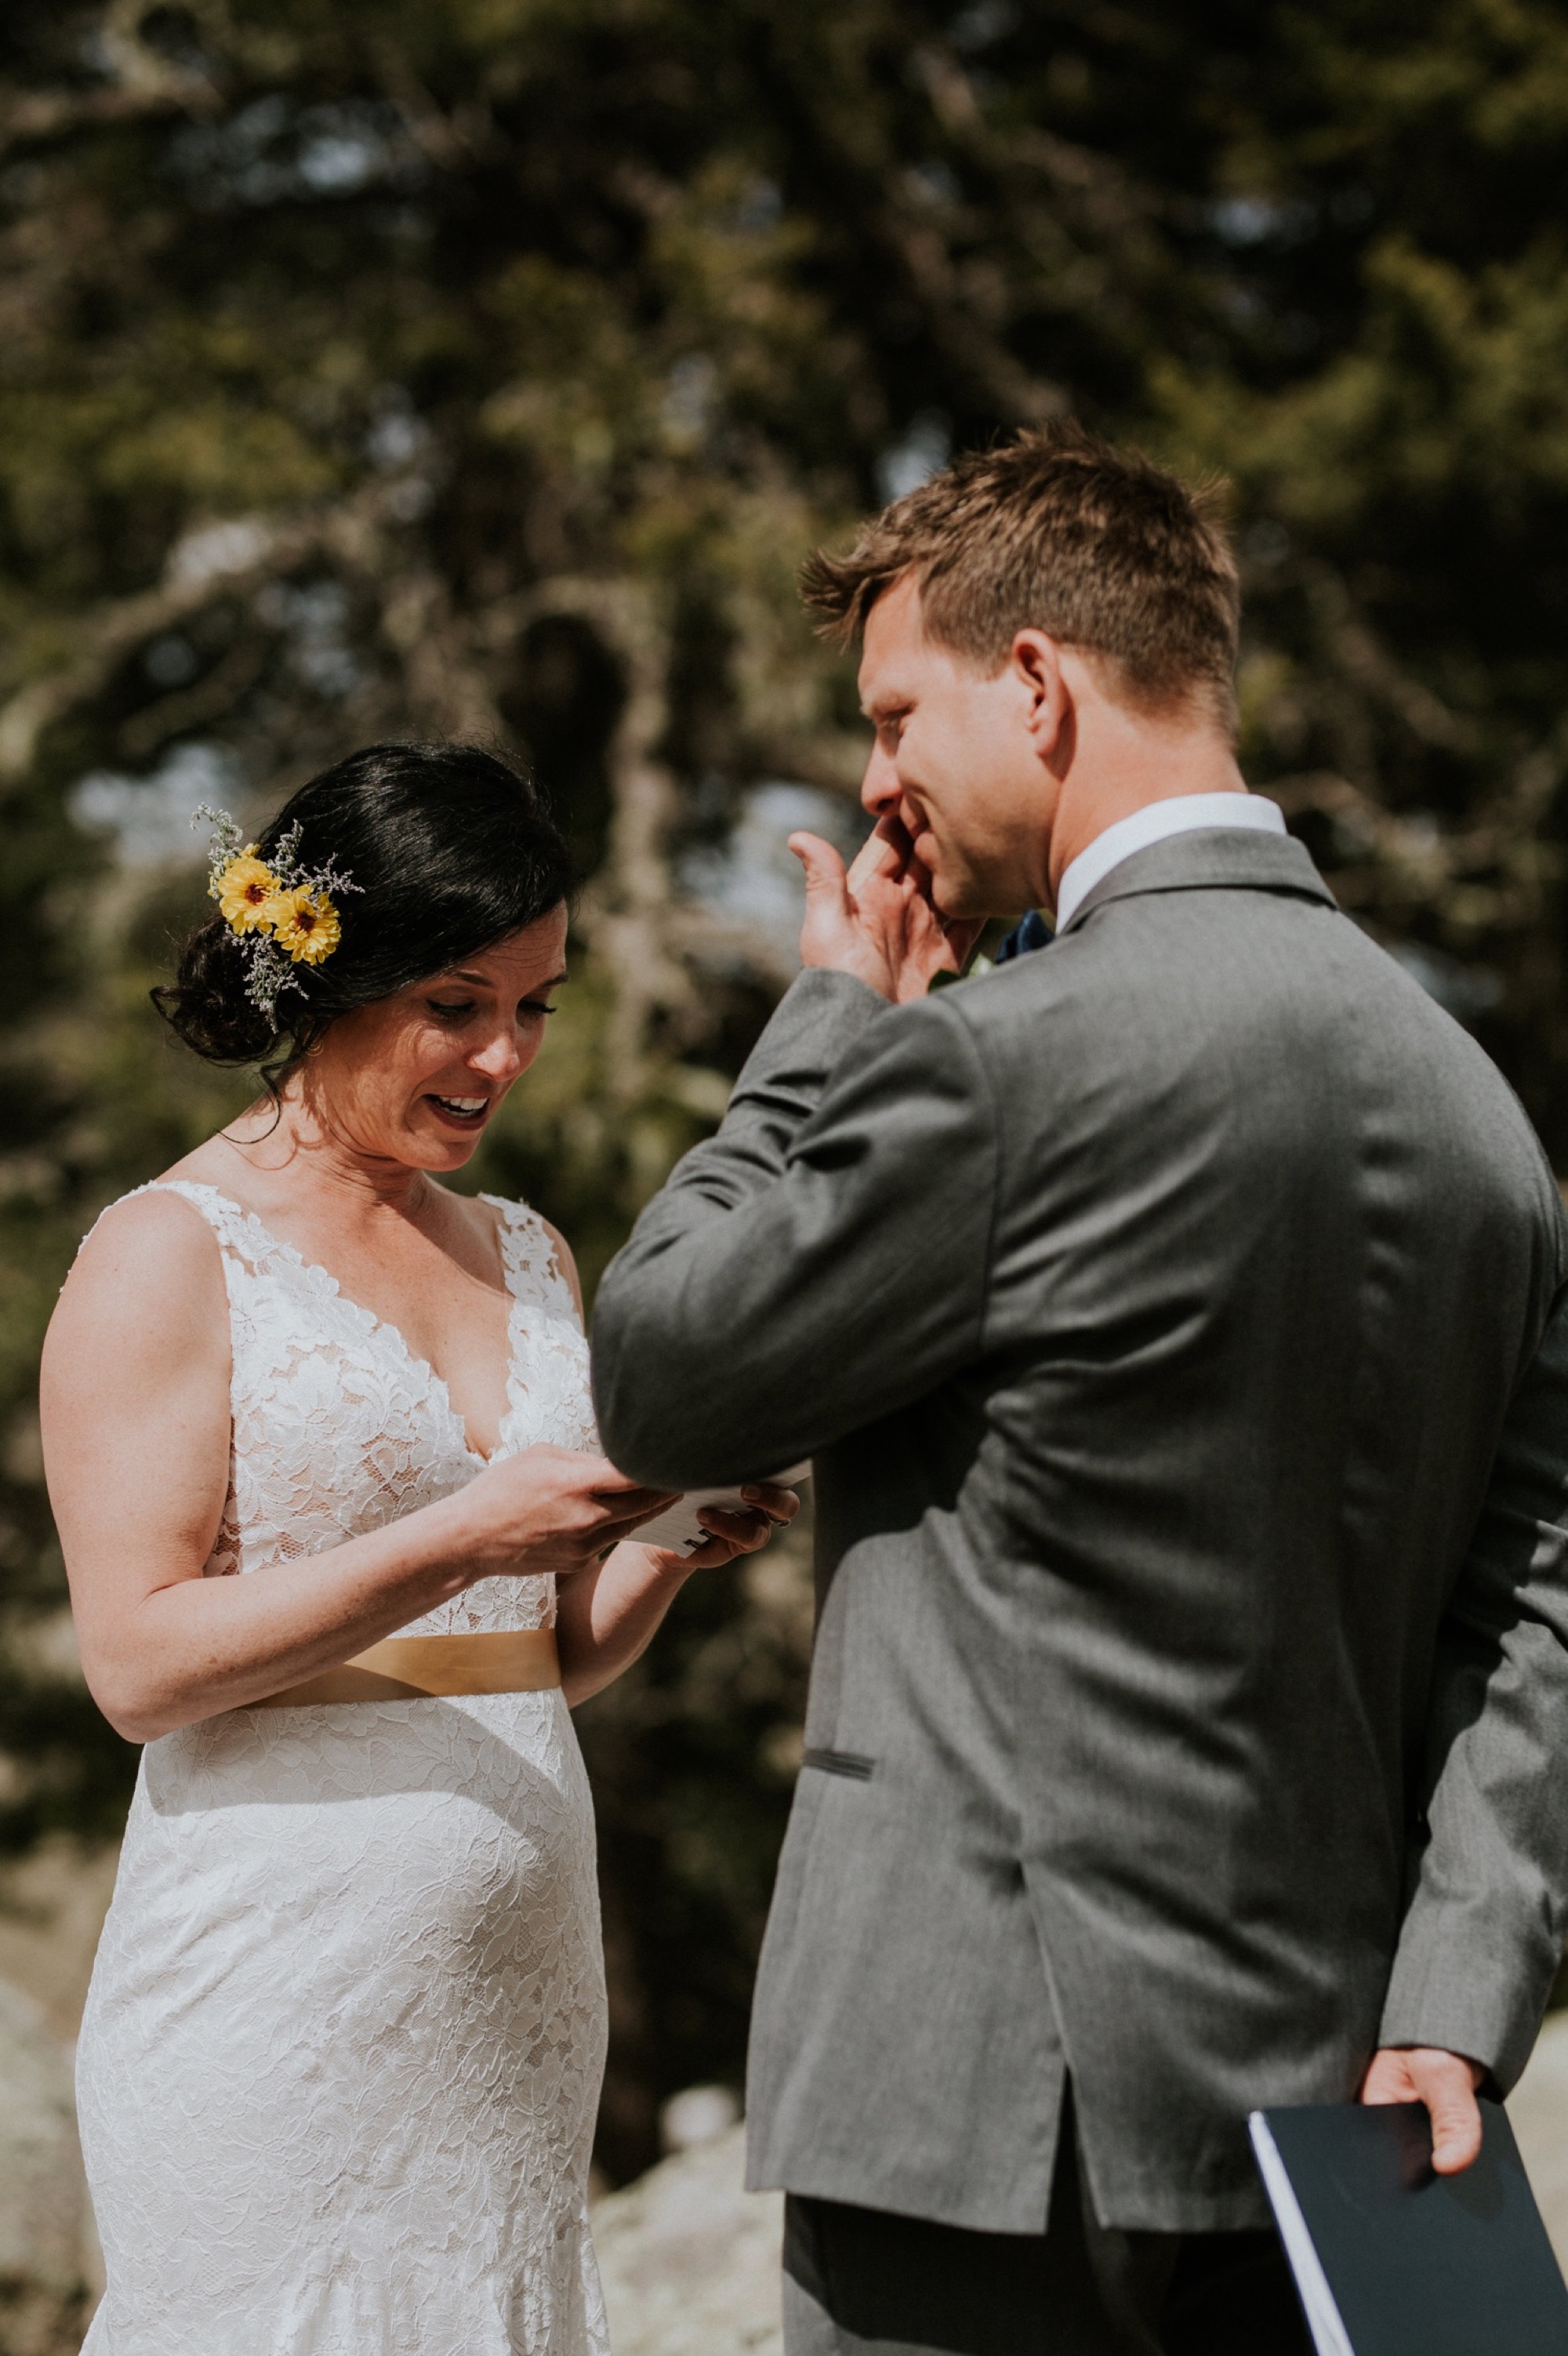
[635,1464,811,1553]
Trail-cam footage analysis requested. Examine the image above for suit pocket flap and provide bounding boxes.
[800,1747,876,1781]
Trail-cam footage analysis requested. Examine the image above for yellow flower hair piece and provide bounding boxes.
[195,804,359,1023]
[215,850,280,933]
[269,883,342,966]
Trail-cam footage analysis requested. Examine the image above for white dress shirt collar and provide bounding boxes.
[1053,793,1287,935]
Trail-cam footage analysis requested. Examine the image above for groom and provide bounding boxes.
[591,423,1568,2353]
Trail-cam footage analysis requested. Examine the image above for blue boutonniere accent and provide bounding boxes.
[995,909,1054,963]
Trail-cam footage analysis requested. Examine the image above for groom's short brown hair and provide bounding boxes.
[801,421,1240,734]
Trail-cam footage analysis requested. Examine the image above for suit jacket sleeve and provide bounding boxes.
[591,967,1001,1488]
[1379,1279,1568,2089]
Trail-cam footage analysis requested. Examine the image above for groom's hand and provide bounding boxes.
[1360,2044,1486,2173]
[791,818,984,1004]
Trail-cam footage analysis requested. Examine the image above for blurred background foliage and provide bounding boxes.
[4,0,1568,2183]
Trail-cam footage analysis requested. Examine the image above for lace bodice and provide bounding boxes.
[140,1180,599,1635]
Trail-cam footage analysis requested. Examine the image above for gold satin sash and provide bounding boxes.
[249,1628,561,1709]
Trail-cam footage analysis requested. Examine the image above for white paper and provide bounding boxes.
[1247,2112,1358,2356]
[635,1463,811,1553]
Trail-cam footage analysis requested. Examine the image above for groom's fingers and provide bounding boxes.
[1415,2051,1485,2175]
[791,832,864,970]
[1361,2045,1484,2175]
[844,815,909,893]
[1429,2094,1484,2176]
[789,831,851,912]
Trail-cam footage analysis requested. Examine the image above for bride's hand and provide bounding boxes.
[643,1481,801,1573]
[552,1481,801,1704]
[455,1445,680,1577]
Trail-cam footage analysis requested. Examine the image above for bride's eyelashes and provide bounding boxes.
[423,996,557,1022]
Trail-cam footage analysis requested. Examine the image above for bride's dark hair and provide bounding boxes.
[154,741,574,1076]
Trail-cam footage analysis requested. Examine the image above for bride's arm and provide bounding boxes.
[41,1192,673,1742]
[535,1215,800,1706]
[554,1494,798,1708]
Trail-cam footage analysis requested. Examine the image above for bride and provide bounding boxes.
[39,740,795,2356]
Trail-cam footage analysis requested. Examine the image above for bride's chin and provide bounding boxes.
[410,1121,486,1167]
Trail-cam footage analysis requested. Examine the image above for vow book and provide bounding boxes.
[1250,2098,1568,2355]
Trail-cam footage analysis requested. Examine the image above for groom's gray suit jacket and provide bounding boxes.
[591,830,1568,2235]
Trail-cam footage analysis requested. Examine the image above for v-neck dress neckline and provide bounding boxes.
[118,1173,601,1635]
[173,1182,517,1467]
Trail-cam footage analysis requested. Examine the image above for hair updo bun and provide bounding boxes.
[153,741,574,1076]
[158,917,282,1065]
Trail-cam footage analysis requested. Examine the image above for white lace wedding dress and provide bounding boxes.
[76,1181,611,2356]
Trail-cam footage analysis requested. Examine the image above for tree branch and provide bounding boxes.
[0,483,415,791]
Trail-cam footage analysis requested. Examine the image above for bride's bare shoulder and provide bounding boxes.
[49,1185,228,1360]
[42,1185,232,1528]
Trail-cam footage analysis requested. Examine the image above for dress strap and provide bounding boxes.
[483,1196,581,1328]
[80,1180,285,1278]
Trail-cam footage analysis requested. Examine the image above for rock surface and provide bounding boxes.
[592,2124,782,2356]
[0,1846,118,2047]
[1508,2009,1568,2268]
[0,1978,93,2356]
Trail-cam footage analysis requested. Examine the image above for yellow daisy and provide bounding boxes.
[269,883,342,965]
[215,851,280,934]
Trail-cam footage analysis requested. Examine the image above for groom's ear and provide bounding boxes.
[1011,630,1073,772]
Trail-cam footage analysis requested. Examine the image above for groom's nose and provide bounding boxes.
[861,742,903,819]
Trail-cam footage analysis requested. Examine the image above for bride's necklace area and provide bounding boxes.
[205,1128,514,1456]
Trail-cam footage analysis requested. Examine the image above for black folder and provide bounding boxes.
[1250,2099,1568,2354]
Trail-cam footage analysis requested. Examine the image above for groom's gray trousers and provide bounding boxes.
[593,831,1568,2261]
[781,2097,1308,2356]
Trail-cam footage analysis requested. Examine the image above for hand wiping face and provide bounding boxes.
[788,815,984,1005]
